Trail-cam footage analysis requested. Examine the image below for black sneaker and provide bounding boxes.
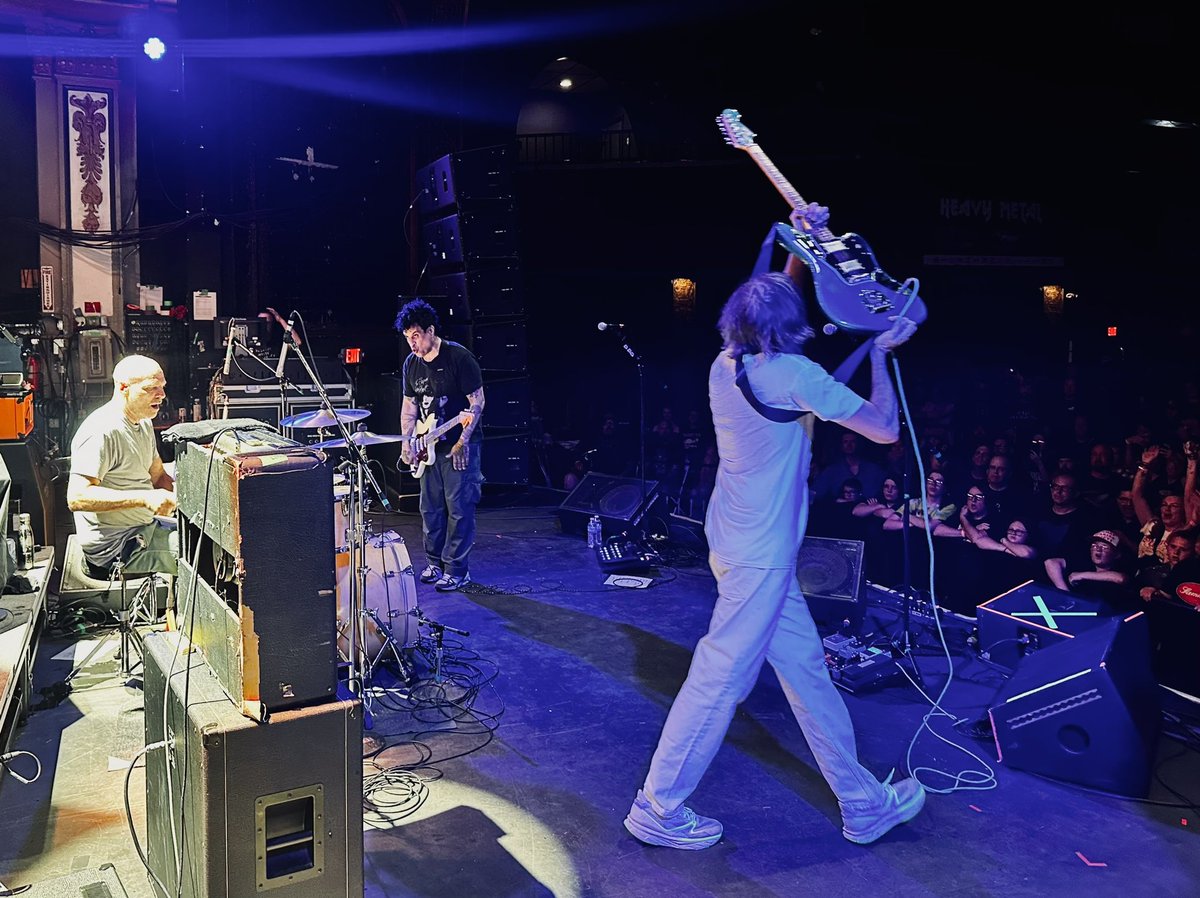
[419,564,443,584]
[434,572,471,592]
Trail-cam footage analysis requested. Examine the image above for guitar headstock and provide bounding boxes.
[716,108,756,150]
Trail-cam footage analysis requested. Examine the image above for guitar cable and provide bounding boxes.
[888,349,999,797]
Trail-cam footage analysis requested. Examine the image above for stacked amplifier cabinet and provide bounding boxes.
[174,427,338,717]
[213,354,353,434]
[126,314,190,415]
[415,144,531,485]
[143,630,363,898]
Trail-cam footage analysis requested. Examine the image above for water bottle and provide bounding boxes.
[587,515,602,549]
[16,512,34,570]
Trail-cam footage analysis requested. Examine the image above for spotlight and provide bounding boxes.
[143,36,167,61]
[558,77,573,91]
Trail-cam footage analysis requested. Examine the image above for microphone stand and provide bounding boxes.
[608,326,647,503]
[279,322,391,713]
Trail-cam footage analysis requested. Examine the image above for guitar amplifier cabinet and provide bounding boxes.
[143,631,364,898]
[174,435,337,715]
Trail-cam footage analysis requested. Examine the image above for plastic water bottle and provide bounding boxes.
[587,515,602,549]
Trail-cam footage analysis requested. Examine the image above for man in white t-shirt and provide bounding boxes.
[626,204,924,850]
[67,355,178,576]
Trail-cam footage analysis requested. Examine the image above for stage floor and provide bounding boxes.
[1,501,1197,897]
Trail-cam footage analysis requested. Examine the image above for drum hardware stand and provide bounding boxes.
[411,607,469,685]
[274,313,392,704]
[65,557,163,685]
[360,606,414,686]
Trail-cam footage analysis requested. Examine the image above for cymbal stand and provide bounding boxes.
[276,315,392,703]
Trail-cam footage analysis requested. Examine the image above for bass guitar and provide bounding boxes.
[716,108,927,334]
[408,411,473,478]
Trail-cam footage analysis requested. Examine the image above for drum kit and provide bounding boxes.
[282,404,463,700]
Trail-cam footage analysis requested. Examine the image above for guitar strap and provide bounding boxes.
[735,356,805,423]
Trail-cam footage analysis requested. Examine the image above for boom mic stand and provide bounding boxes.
[602,324,647,505]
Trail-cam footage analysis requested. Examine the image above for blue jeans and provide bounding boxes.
[419,443,483,579]
[642,556,887,816]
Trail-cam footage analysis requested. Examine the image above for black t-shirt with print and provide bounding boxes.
[402,340,483,445]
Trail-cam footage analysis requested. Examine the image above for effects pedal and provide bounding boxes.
[596,537,654,573]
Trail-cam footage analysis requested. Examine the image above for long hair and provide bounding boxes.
[718,272,813,357]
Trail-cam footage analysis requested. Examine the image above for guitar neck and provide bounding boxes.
[745,144,807,211]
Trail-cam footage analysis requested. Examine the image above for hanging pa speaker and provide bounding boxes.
[988,612,1160,797]
[557,473,660,538]
[796,536,866,629]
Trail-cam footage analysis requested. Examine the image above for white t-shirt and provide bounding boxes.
[705,351,864,569]
[71,400,156,563]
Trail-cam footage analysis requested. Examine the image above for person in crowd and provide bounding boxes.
[1044,529,1136,610]
[812,427,885,504]
[882,472,956,533]
[67,355,178,576]
[981,453,1033,529]
[1131,445,1197,565]
[1031,473,1102,565]
[396,299,484,592]
[1136,529,1197,603]
[852,475,904,521]
[959,515,1040,593]
[811,477,866,540]
[625,203,924,851]
[1076,441,1123,510]
[962,442,992,491]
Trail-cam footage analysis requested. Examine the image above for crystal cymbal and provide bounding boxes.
[279,407,371,428]
[310,431,404,449]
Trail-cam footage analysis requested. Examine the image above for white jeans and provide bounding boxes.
[642,554,888,815]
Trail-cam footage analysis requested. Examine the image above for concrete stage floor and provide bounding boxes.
[1,499,1197,897]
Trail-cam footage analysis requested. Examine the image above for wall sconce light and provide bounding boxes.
[672,278,696,318]
[1042,284,1064,317]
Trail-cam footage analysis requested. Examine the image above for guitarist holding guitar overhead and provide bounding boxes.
[624,195,925,850]
[397,298,485,592]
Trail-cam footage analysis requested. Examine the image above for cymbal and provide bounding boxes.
[311,431,405,449]
[280,408,371,428]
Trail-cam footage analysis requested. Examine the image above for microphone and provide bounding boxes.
[597,321,625,332]
[274,314,297,379]
[274,332,290,379]
[222,320,236,376]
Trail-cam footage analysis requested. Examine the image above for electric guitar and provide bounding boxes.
[716,108,927,334]
[408,411,473,478]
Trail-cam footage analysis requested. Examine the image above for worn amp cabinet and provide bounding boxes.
[174,431,338,715]
[143,631,363,898]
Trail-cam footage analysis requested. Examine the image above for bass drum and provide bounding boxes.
[335,529,418,663]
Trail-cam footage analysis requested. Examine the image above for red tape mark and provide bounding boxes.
[1075,852,1108,868]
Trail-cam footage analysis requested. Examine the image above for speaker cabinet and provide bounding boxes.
[175,437,338,714]
[429,264,524,321]
[988,612,1160,797]
[558,473,660,538]
[481,428,530,485]
[796,536,866,629]
[0,438,55,546]
[482,375,530,429]
[417,145,513,216]
[143,631,364,898]
[470,319,528,373]
[422,205,518,267]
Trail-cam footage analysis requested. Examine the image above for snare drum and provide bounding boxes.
[335,529,417,662]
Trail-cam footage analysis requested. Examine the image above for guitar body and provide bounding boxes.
[407,411,471,479]
[774,224,927,333]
